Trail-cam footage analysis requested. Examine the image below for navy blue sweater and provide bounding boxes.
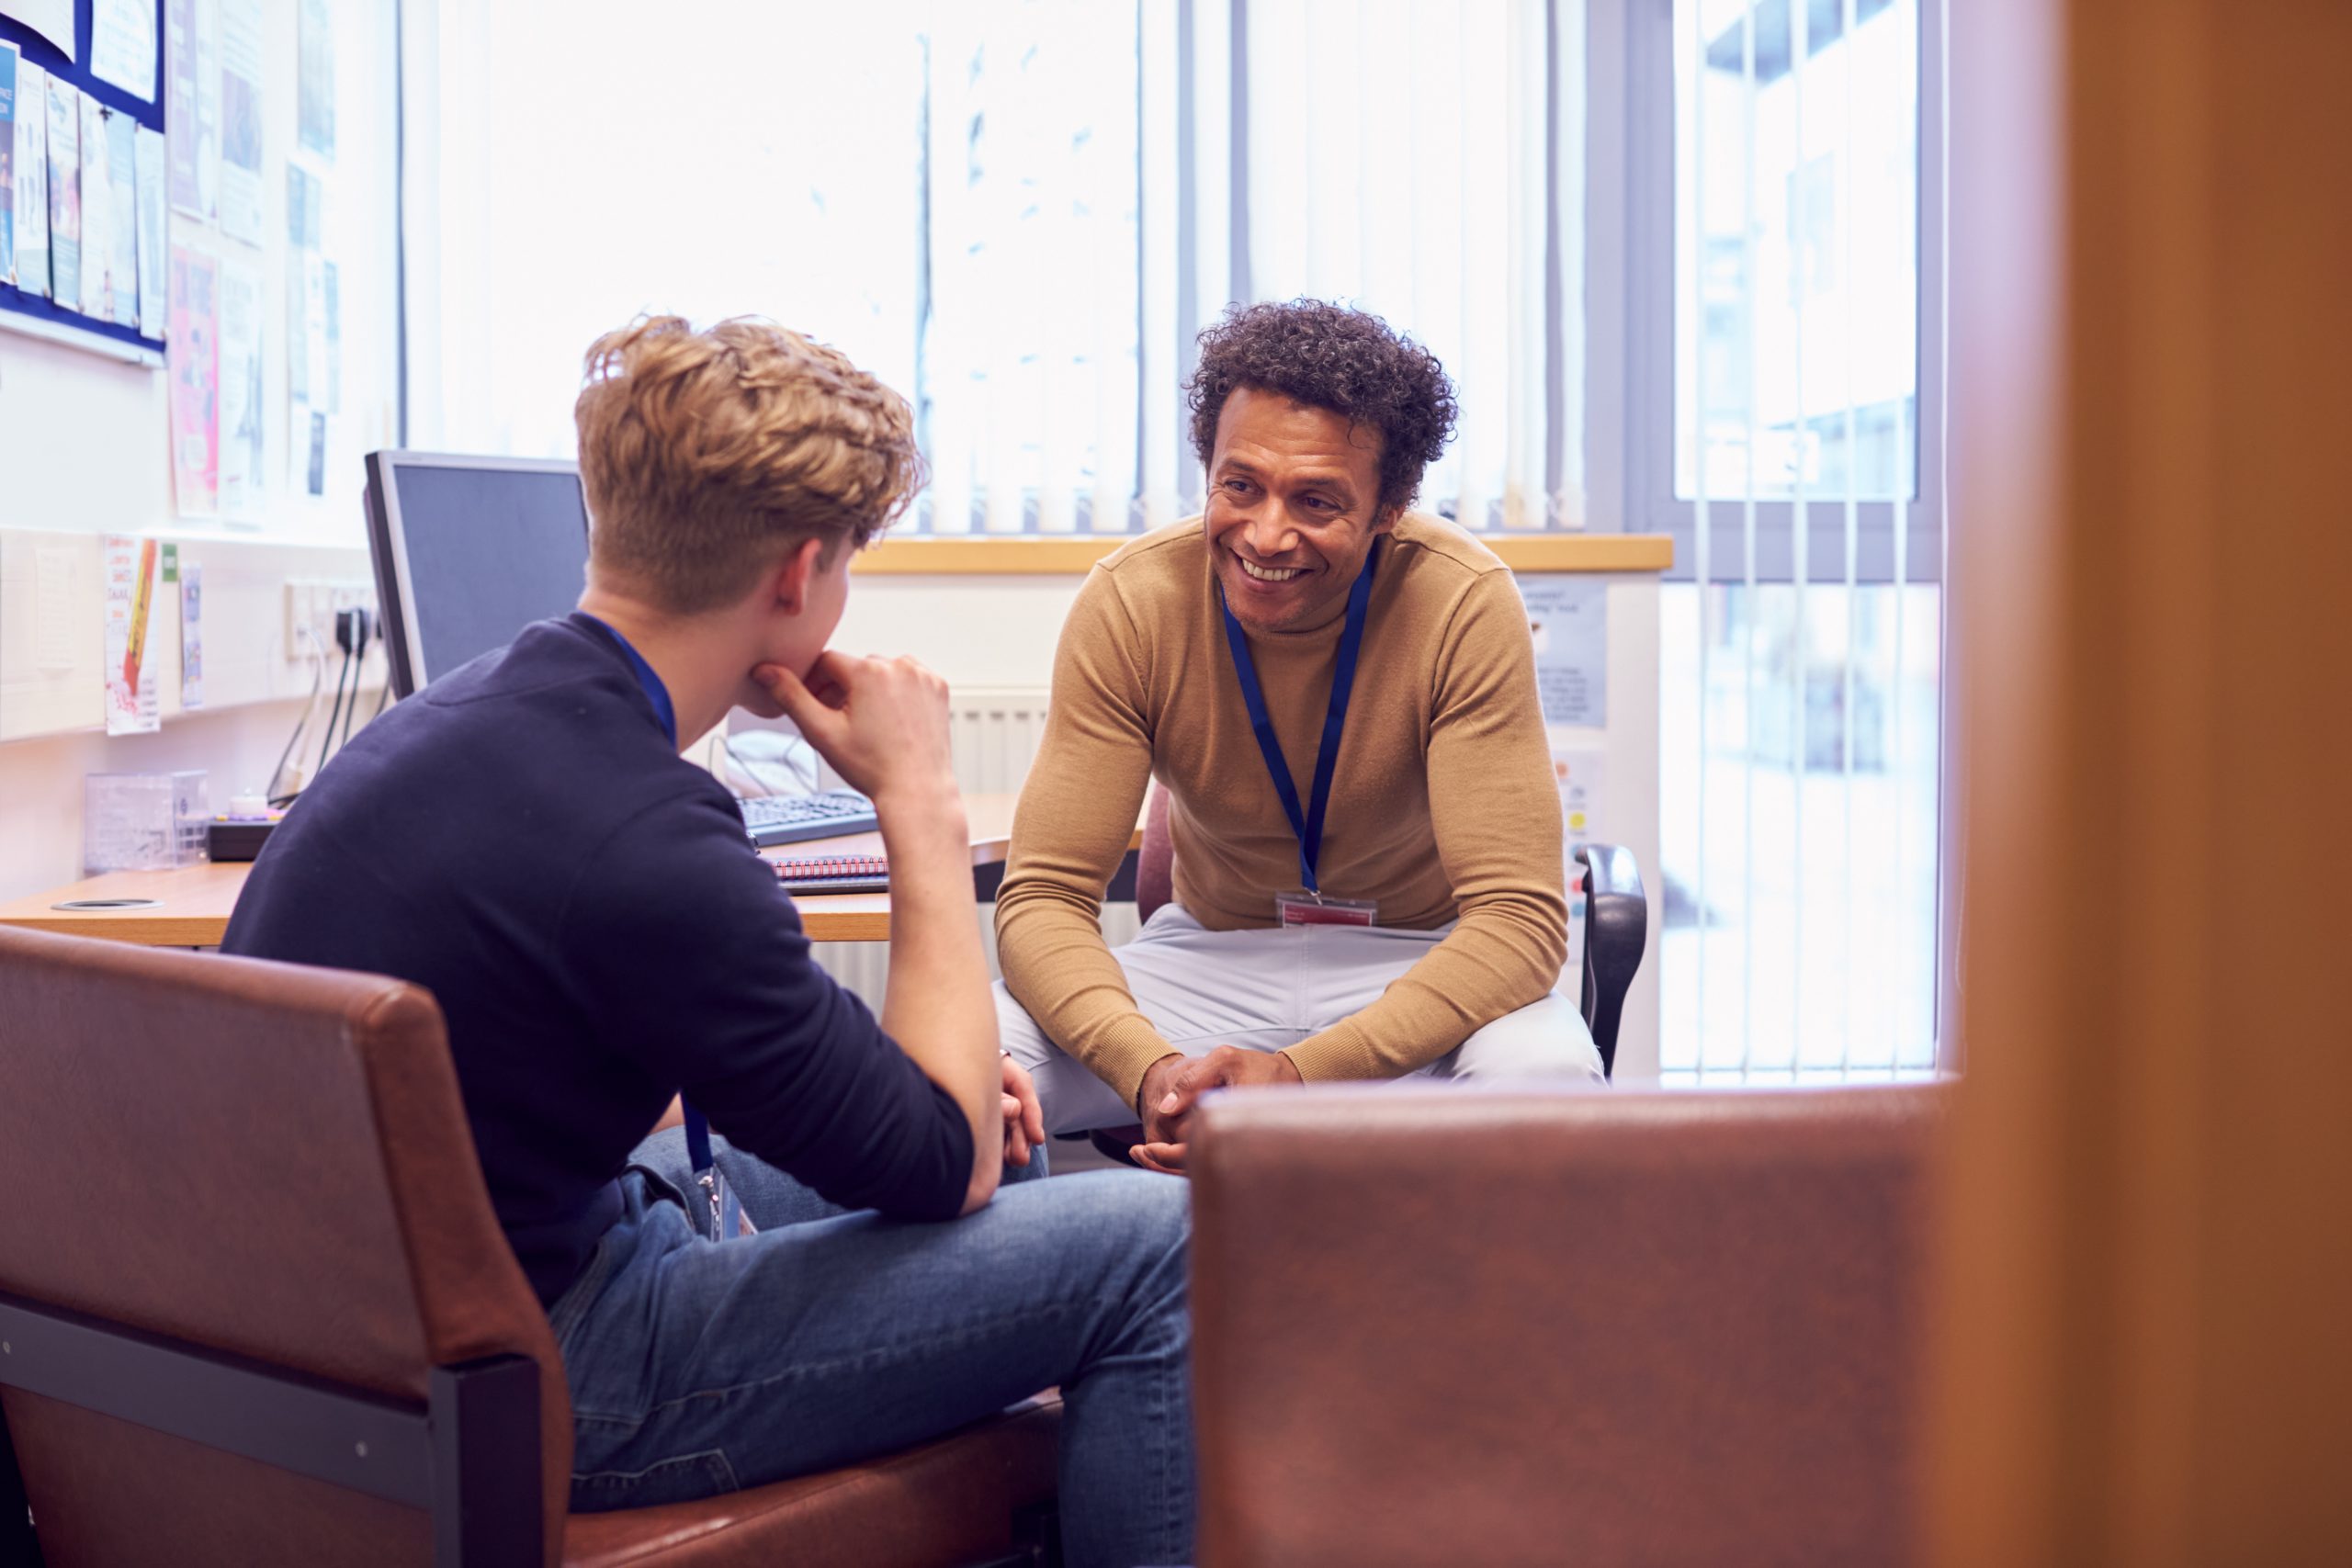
[223,615,973,1304]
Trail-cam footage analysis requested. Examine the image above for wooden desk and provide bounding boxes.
[0,793,1117,949]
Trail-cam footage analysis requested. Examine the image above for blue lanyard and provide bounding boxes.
[580,614,727,1215]
[579,613,677,746]
[1216,541,1379,896]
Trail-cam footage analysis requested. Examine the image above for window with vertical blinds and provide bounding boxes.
[1645,0,1945,1077]
[410,0,1582,538]
[408,0,1947,1077]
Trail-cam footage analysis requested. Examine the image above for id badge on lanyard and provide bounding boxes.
[684,1104,754,1241]
[1220,541,1381,930]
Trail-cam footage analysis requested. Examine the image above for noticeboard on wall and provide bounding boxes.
[1,0,170,365]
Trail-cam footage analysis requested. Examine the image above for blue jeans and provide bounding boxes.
[548,1129,1194,1568]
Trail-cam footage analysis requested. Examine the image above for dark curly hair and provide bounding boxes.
[1185,299,1459,521]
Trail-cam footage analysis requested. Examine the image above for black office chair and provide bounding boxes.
[1081,790,1651,1166]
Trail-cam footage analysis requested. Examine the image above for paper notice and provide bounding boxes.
[90,0,161,101]
[164,0,201,210]
[11,57,47,295]
[193,0,219,217]
[296,0,333,160]
[1522,576,1609,728]
[44,74,75,305]
[1553,749,1608,983]
[76,91,107,317]
[1552,749,1608,847]
[104,536,163,736]
[218,256,265,517]
[134,123,164,334]
[106,107,137,326]
[1,43,17,286]
[216,0,263,245]
[180,561,205,709]
[0,0,76,62]
[168,244,220,514]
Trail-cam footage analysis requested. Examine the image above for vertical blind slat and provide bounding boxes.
[1738,0,1761,1074]
[1687,0,1712,1063]
[1788,0,1811,1069]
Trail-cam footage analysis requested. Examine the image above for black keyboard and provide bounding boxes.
[737,789,882,848]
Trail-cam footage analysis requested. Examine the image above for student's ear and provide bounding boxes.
[773,536,829,615]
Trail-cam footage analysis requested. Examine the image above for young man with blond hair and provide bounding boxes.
[225,316,1193,1566]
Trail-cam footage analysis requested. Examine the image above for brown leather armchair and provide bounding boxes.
[1188,1082,1948,1568]
[0,925,1058,1568]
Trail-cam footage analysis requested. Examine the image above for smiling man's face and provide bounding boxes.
[1203,387,1394,635]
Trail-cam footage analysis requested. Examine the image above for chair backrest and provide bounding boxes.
[1136,784,1175,924]
[1190,1083,1948,1567]
[0,926,570,1567]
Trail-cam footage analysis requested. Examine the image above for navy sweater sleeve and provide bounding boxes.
[560,788,975,1222]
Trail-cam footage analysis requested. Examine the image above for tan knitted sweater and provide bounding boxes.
[993,512,1567,1106]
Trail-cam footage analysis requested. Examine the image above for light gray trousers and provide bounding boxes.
[998,902,1606,1135]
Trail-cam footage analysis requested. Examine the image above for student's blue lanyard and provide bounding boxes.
[581,614,741,1239]
[1216,541,1379,897]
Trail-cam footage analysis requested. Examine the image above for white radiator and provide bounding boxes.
[812,686,1144,1006]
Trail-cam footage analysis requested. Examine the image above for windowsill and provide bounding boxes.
[850,533,1676,576]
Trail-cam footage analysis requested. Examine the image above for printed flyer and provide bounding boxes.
[168,244,220,515]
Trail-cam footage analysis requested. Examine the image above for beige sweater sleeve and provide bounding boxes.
[993,570,1171,1110]
[1282,570,1571,1081]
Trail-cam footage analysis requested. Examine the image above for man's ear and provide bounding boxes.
[773,536,830,615]
[1372,502,1404,534]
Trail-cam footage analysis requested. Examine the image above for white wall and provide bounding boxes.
[0,0,398,900]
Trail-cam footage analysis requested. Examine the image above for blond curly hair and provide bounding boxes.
[574,315,925,615]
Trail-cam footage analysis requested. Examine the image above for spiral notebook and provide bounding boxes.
[772,853,889,896]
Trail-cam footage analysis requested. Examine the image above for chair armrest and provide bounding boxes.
[1188,1083,1947,1568]
[1576,842,1648,1077]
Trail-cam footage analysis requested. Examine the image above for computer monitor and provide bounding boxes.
[363,452,592,698]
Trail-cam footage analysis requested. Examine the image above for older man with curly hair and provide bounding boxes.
[995,299,1604,1171]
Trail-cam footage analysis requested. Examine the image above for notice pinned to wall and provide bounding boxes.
[216,0,263,246]
[0,0,76,62]
[1554,747,1609,985]
[218,255,266,519]
[1522,577,1608,728]
[180,559,205,709]
[89,0,160,102]
[104,534,162,734]
[167,243,220,515]
[1552,748,1608,849]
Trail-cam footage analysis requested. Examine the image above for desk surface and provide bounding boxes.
[0,793,1092,948]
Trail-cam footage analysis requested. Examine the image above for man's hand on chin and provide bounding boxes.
[1133,1045,1302,1176]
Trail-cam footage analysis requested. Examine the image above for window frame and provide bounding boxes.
[1614,0,1948,585]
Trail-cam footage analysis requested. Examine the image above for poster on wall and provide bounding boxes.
[43,73,75,303]
[1,42,17,285]
[106,107,137,326]
[218,256,265,518]
[164,0,201,211]
[75,90,107,317]
[167,244,220,515]
[90,0,160,101]
[216,0,263,246]
[1523,577,1610,729]
[133,122,163,333]
[11,57,47,294]
[296,0,332,161]
[179,561,204,709]
[103,535,163,737]
[0,0,75,61]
